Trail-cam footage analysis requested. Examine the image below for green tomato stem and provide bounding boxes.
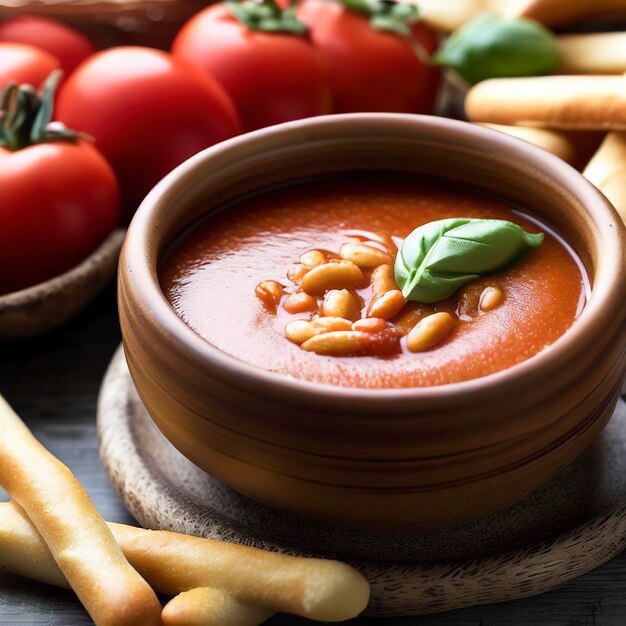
[335,0,430,66]
[226,0,308,35]
[0,71,79,152]
[336,0,420,36]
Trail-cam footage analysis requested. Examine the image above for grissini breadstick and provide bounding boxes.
[162,588,273,626]
[410,0,482,32]
[110,522,370,622]
[410,0,507,32]
[466,75,626,129]
[0,501,66,589]
[505,0,626,25]
[556,33,626,75]
[583,131,626,225]
[479,123,576,163]
[0,502,272,624]
[0,396,161,626]
[0,501,371,622]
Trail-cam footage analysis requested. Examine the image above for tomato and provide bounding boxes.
[0,16,96,76]
[0,141,119,294]
[56,47,242,218]
[172,2,331,132]
[0,42,59,89]
[0,77,119,295]
[298,0,440,114]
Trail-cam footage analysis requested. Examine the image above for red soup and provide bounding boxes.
[160,176,587,389]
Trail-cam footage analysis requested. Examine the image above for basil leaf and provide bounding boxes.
[394,218,544,304]
[432,13,559,85]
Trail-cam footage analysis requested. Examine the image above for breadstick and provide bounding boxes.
[0,502,272,624]
[0,501,67,588]
[583,131,626,225]
[466,75,626,129]
[0,501,370,622]
[0,396,161,626]
[410,0,507,32]
[410,0,482,32]
[505,0,626,25]
[162,588,273,626]
[479,123,576,163]
[110,522,369,622]
[556,33,626,75]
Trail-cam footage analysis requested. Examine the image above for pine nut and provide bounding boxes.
[407,312,455,353]
[345,230,395,252]
[255,280,283,312]
[370,264,399,300]
[310,317,353,333]
[368,289,405,320]
[301,261,363,294]
[352,318,386,333]
[340,242,393,268]
[287,263,309,285]
[365,240,394,255]
[283,291,317,314]
[299,250,327,268]
[301,331,369,356]
[321,289,361,320]
[285,320,315,345]
[479,286,505,312]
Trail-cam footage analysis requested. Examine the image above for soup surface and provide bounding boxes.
[160,176,587,389]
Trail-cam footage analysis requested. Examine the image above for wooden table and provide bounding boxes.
[2,283,626,625]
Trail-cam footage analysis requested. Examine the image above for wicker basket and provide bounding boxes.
[0,0,208,49]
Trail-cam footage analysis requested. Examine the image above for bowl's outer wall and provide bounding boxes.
[119,115,626,530]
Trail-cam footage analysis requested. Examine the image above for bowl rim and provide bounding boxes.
[122,113,626,404]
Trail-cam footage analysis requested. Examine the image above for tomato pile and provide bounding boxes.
[0,1,440,295]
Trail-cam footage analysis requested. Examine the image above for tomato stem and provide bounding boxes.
[336,0,431,65]
[337,0,420,36]
[0,71,79,151]
[226,0,308,34]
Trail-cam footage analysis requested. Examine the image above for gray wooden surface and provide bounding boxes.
[2,283,626,625]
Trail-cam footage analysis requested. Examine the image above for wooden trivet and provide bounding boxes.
[98,346,626,616]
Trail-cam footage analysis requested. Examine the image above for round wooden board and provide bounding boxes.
[97,345,626,617]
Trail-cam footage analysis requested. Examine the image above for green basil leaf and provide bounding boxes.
[394,218,544,303]
[432,13,559,85]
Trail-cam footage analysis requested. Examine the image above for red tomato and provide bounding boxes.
[172,3,331,132]
[0,42,59,89]
[0,140,119,294]
[298,0,440,114]
[0,16,96,76]
[56,47,242,218]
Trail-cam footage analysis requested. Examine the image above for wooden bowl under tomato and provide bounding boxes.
[119,114,626,531]
[0,229,124,340]
[0,1,205,50]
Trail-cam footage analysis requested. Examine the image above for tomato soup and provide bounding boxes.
[160,176,587,389]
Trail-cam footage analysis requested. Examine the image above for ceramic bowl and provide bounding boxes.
[119,114,626,531]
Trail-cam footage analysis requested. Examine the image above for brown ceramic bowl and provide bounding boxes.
[119,114,626,531]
